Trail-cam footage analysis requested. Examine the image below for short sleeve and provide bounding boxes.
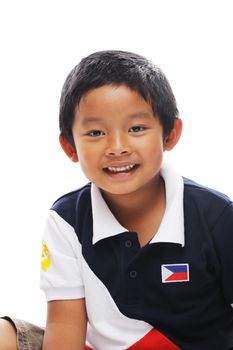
[212,202,233,305]
[40,209,85,301]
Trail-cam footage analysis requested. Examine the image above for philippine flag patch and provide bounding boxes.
[161,264,189,283]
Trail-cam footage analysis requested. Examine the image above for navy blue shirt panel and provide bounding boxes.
[52,183,93,239]
[51,179,233,350]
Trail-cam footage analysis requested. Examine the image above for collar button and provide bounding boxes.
[125,240,132,248]
[129,270,137,278]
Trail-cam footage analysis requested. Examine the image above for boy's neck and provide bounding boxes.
[101,175,166,246]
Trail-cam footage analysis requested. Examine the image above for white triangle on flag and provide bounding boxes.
[161,265,173,283]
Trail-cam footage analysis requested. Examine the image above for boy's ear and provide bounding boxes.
[59,134,78,162]
[163,118,183,151]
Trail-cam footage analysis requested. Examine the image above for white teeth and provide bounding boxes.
[107,164,135,173]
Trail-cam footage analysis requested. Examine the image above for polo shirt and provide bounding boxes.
[40,164,233,350]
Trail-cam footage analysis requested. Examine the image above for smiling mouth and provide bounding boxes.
[104,164,138,173]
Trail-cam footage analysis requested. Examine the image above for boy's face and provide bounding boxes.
[67,84,180,198]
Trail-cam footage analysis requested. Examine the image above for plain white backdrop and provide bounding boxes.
[0,0,232,327]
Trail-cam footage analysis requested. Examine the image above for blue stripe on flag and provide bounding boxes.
[166,265,187,273]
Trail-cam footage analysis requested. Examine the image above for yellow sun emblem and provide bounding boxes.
[41,241,51,272]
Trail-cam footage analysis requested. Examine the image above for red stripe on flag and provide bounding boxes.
[127,328,180,350]
[166,271,188,281]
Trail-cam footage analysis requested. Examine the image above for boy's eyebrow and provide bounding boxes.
[81,112,153,126]
[81,116,103,125]
[128,111,152,119]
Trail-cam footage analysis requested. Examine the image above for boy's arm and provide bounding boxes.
[42,298,87,350]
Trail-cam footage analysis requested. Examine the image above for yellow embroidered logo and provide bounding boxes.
[41,241,51,272]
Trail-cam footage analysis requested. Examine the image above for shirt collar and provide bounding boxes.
[91,163,184,246]
[91,184,127,244]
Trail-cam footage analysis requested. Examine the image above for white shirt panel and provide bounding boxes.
[83,258,153,350]
[40,210,85,301]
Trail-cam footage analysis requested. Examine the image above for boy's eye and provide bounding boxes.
[128,126,145,133]
[87,130,105,137]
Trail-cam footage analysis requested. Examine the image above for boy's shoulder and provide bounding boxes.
[183,177,231,203]
[51,182,92,227]
[183,176,232,222]
[52,182,91,207]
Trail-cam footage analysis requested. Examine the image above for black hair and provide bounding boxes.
[59,50,179,144]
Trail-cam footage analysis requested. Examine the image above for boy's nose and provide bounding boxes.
[105,132,130,157]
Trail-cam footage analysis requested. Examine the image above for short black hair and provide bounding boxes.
[59,50,179,144]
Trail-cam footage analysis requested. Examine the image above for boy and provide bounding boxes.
[1,50,233,350]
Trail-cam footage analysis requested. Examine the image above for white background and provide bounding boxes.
[0,0,232,327]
